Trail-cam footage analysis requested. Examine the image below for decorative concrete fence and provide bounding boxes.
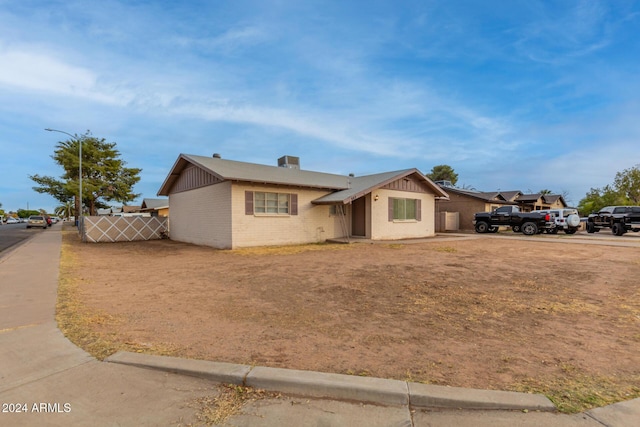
[83,216,168,243]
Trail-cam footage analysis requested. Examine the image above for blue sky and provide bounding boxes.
[1,0,639,212]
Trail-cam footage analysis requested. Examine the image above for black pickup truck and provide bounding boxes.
[586,205,640,236]
[474,206,555,236]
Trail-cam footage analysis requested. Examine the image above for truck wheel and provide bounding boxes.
[521,222,538,236]
[489,226,499,233]
[475,222,489,233]
[564,228,577,234]
[512,225,520,232]
[612,223,626,236]
[586,222,595,233]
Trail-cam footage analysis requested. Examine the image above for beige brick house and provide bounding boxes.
[158,154,449,249]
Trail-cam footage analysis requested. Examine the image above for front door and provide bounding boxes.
[352,197,366,236]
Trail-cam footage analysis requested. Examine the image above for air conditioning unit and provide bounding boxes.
[278,155,300,170]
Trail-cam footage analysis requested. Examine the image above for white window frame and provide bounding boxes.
[254,192,290,215]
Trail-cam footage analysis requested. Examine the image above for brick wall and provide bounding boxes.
[231,183,344,248]
[169,182,233,248]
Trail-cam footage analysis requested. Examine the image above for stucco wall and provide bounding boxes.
[370,189,436,240]
[231,183,345,248]
[169,182,233,248]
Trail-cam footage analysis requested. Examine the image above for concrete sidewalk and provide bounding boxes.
[1,228,639,426]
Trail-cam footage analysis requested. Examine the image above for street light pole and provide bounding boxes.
[44,128,83,235]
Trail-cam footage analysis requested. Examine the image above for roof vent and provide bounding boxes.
[278,155,300,170]
[213,153,221,159]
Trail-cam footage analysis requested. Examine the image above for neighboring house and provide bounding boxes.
[139,198,169,217]
[435,187,516,231]
[516,193,567,212]
[95,205,144,216]
[157,154,449,249]
[123,205,141,214]
[436,187,568,230]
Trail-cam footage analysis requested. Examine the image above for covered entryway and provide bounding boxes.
[352,197,366,237]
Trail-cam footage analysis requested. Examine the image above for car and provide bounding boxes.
[26,215,48,229]
[6,217,20,224]
[537,208,581,234]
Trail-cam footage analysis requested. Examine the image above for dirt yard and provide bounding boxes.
[60,231,640,412]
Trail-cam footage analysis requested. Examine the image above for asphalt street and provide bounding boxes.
[0,222,51,254]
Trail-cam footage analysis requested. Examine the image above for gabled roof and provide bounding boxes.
[499,191,523,202]
[437,186,515,204]
[439,185,567,207]
[158,154,449,202]
[141,198,169,210]
[542,194,565,205]
[312,169,449,205]
[516,193,542,203]
[158,154,350,196]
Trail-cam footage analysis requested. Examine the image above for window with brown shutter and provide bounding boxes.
[249,191,296,215]
[245,191,254,215]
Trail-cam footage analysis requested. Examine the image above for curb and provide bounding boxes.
[105,351,556,411]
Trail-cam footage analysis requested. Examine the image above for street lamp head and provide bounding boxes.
[44,128,75,138]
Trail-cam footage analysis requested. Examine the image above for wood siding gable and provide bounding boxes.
[382,176,432,194]
[170,164,222,194]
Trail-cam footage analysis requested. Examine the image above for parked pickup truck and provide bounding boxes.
[474,206,556,236]
[586,205,640,236]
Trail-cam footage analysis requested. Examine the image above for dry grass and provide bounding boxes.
[56,228,640,414]
[513,373,640,413]
[55,230,121,359]
[184,385,281,426]
[231,242,353,256]
[56,227,182,359]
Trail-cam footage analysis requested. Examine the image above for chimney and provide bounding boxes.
[212,153,221,158]
[278,155,300,170]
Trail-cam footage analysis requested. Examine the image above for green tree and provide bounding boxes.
[577,185,625,215]
[427,164,459,186]
[17,209,41,218]
[31,131,141,215]
[54,201,75,220]
[577,164,640,215]
[613,165,640,204]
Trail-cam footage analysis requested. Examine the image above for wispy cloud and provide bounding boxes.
[171,25,269,53]
[1,0,639,212]
[513,1,613,63]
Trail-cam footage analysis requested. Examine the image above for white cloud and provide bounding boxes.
[0,47,95,93]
